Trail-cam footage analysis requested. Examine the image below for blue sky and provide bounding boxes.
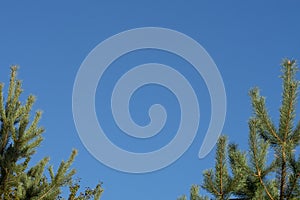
[1,1,300,199]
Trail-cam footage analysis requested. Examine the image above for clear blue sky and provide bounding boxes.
[1,1,300,199]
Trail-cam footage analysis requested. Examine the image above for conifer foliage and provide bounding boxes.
[179,59,300,200]
[0,67,102,199]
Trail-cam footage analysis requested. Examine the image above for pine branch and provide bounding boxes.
[202,136,233,200]
[249,88,281,145]
[0,67,103,199]
[249,118,274,200]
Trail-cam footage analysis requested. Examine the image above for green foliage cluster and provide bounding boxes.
[179,59,300,200]
[2,59,299,200]
[0,67,102,199]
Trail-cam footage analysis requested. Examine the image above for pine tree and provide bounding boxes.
[179,59,300,200]
[0,66,103,199]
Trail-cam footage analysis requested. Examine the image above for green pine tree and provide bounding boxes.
[0,66,103,199]
[179,59,300,200]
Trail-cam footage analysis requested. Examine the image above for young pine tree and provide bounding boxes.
[179,59,300,200]
[0,66,103,199]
